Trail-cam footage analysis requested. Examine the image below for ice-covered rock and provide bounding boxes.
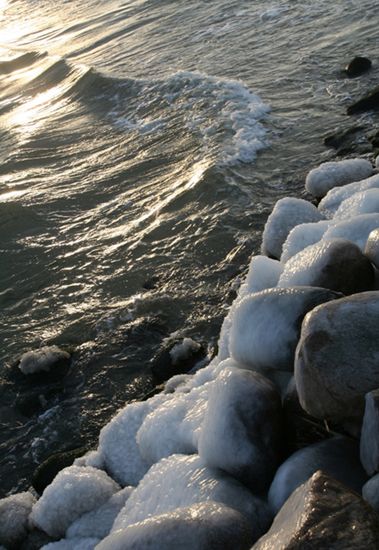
[261,197,323,259]
[112,454,271,537]
[239,255,283,297]
[305,158,373,198]
[360,389,379,476]
[19,346,70,375]
[376,155,379,170]
[66,487,133,540]
[41,538,99,550]
[322,213,379,250]
[0,491,35,548]
[280,220,330,263]
[198,367,282,493]
[268,437,367,513]
[278,238,374,295]
[30,466,119,538]
[365,228,379,269]
[98,502,254,550]
[295,292,379,422]
[318,173,379,218]
[255,471,379,549]
[229,287,339,372]
[362,474,379,512]
[333,188,379,220]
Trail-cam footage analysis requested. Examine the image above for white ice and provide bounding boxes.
[0,492,35,548]
[322,213,379,250]
[280,221,331,263]
[365,228,379,268]
[333,188,379,220]
[318,173,379,218]
[169,338,201,365]
[305,159,373,198]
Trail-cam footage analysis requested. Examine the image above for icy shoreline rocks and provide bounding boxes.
[3,155,379,548]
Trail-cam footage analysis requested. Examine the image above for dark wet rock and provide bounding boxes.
[230,287,341,372]
[142,276,160,290]
[255,470,379,549]
[323,125,374,156]
[278,238,375,295]
[347,85,379,115]
[198,367,283,494]
[362,474,379,513]
[0,492,35,548]
[150,337,206,383]
[268,436,367,513]
[19,528,55,550]
[32,446,89,495]
[295,292,379,423]
[344,56,372,77]
[324,125,366,148]
[98,502,255,550]
[365,228,379,269]
[360,389,379,476]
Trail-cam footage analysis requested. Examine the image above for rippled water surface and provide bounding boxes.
[0,0,378,493]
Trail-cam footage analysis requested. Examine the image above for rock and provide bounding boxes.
[344,56,372,77]
[151,337,205,383]
[198,367,283,494]
[305,159,373,199]
[98,502,255,550]
[32,447,89,495]
[323,125,373,156]
[324,125,366,148]
[261,197,323,259]
[362,474,379,512]
[19,528,54,550]
[295,292,379,423]
[0,492,36,548]
[255,471,379,549]
[348,85,379,115]
[229,286,340,372]
[268,436,367,513]
[278,238,375,295]
[18,346,71,376]
[360,389,379,476]
[41,538,99,549]
[365,228,379,268]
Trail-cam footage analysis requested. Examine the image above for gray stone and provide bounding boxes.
[255,471,379,549]
[360,389,379,475]
[0,492,36,548]
[230,287,340,372]
[268,436,367,513]
[295,291,379,422]
[198,367,283,494]
[98,502,255,550]
[278,238,375,295]
[362,474,379,512]
[365,228,379,269]
[344,56,372,78]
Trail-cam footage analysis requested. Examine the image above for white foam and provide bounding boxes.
[305,159,373,198]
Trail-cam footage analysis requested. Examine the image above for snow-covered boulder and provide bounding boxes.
[268,437,367,513]
[198,367,282,492]
[66,487,133,540]
[229,287,339,372]
[42,538,99,549]
[19,346,70,375]
[360,389,379,476]
[281,220,330,263]
[305,159,373,198]
[261,197,323,259]
[333,188,379,220]
[322,213,379,250]
[278,238,374,295]
[239,255,283,298]
[318,173,379,218]
[0,491,35,548]
[256,471,379,549]
[30,466,119,538]
[295,292,379,422]
[365,228,379,269]
[362,475,379,513]
[97,502,254,550]
[112,454,271,536]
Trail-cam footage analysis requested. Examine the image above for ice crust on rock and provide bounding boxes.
[322,213,379,250]
[169,338,201,365]
[198,367,282,492]
[261,197,323,259]
[305,158,373,198]
[0,491,36,548]
[66,487,133,540]
[268,436,367,513]
[42,538,99,550]
[239,255,283,297]
[365,228,379,268]
[229,286,339,372]
[362,475,379,512]
[278,238,374,295]
[19,345,70,374]
[112,454,271,534]
[30,466,119,538]
[280,220,331,263]
[318,173,379,218]
[97,502,254,550]
[333,188,379,220]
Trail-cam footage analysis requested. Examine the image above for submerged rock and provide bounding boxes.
[255,471,379,549]
[98,502,254,550]
[344,56,372,77]
[295,292,379,422]
[268,436,367,513]
[360,389,379,476]
[347,85,379,114]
